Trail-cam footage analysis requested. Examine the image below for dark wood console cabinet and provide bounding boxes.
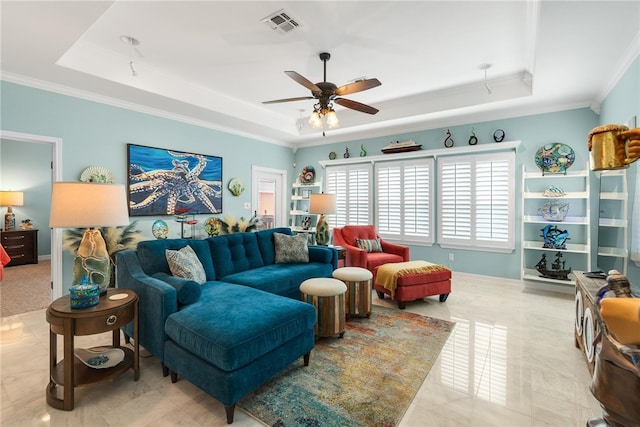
[574,271,606,376]
[1,229,39,266]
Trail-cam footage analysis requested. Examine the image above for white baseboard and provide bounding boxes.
[451,270,574,295]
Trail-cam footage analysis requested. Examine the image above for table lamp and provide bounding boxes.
[309,193,337,245]
[0,191,24,231]
[49,182,129,294]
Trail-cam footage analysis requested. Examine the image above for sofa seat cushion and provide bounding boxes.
[164,282,316,372]
[221,263,334,299]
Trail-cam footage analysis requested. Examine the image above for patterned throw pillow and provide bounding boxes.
[165,245,206,284]
[355,238,383,253]
[274,233,309,264]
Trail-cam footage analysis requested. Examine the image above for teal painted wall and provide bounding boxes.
[1,53,637,289]
[294,108,599,281]
[0,81,294,291]
[0,138,51,256]
[599,56,640,290]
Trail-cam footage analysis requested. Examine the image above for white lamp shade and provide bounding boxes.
[49,182,130,228]
[0,191,24,207]
[309,193,337,215]
[309,111,323,129]
[326,110,339,129]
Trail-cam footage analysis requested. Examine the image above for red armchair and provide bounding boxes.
[333,225,410,275]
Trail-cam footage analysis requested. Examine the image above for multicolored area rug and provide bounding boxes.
[239,305,454,427]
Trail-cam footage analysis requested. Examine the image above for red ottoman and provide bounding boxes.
[373,261,451,309]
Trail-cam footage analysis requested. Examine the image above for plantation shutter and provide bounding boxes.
[376,159,433,244]
[475,158,510,244]
[438,152,514,252]
[377,164,402,235]
[326,164,372,228]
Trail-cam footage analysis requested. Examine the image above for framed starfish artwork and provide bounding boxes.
[127,144,223,216]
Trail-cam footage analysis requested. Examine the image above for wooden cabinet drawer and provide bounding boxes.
[1,229,38,266]
[74,302,136,335]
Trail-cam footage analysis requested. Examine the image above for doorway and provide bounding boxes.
[0,130,62,301]
[252,166,287,230]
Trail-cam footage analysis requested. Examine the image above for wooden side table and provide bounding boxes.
[1,229,38,266]
[329,245,346,267]
[46,289,139,410]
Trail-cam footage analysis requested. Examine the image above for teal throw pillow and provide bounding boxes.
[152,272,202,306]
[165,245,206,284]
[274,232,309,263]
[355,238,383,253]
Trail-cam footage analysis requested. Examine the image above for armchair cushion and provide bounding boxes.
[356,238,383,253]
[334,225,410,274]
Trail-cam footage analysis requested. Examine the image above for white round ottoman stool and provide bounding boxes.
[333,267,373,318]
[300,278,347,338]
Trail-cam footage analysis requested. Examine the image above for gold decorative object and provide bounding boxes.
[588,124,640,170]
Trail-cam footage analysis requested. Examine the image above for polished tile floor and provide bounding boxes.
[1,273,602,426]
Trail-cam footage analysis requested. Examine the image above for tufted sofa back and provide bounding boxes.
[135,227,294,282]
[207,227,292,279]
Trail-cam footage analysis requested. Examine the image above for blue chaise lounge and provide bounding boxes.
[116,227,337,423]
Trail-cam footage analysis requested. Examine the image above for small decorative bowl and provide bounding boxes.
[70,284,100,309]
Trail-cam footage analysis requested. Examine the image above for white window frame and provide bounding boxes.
[438,151,515,252]
[325,164,373,228]
[375,158,434,245]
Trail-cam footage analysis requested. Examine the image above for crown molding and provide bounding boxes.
[595,30,640,105]
[0,72,294,149]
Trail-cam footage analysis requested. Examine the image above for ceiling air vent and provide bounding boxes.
[261,9,301,34]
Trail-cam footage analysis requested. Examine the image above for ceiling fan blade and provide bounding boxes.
[335,78,381,96]
[335,98,379,115]
[285,71,321,93]
[262,96,314,104]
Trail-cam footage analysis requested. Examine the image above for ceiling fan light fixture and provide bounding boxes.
[309,110,323,128]
[326,109,339,129]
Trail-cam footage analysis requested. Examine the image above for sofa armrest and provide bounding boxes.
[308,245,338,270]
[379,239,410,261]
[116,249,179,362]
[342,243,368,268]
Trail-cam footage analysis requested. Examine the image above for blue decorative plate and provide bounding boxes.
[152,220,169,239]
[535,143,575,174]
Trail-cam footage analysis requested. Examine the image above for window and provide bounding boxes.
[376,159,433,244]
[326,164,372,228]
[438,152,515,252]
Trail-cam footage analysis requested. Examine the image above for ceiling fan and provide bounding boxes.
[262,52,381,131]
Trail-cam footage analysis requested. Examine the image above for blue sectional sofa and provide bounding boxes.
[116,227,337,423]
